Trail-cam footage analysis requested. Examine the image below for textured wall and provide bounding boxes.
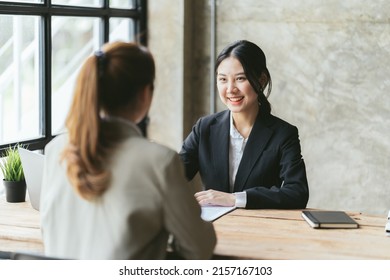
[147,0,185,151]
[148,0,390,215]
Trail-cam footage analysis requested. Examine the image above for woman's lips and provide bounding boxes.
[228,96,244,104]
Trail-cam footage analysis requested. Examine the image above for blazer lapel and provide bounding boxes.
[210,111,230,192]
[233,114,274,192]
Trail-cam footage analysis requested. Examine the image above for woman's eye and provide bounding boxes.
[237,76,246,81]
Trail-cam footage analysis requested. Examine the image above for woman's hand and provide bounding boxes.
[195,189,235,207]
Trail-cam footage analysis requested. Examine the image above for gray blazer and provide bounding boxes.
[180,110,309,209]
[40,118,216,259]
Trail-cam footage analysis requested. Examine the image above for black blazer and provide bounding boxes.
[180,110,309,209]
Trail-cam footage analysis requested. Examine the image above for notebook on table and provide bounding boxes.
[302,210,359,229]
[18,147,44,211]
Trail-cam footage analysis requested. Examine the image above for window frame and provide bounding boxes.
[0,0,147,156]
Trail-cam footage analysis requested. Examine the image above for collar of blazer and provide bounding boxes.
[101,116,143,139]
[210,110,275,192]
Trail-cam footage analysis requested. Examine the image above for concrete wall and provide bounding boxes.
[148,0,390,216]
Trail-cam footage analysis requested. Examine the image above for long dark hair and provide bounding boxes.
[215,40,272,116]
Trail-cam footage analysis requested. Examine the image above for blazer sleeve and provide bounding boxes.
[179,118,201,180]
[161,151,216,259]
[245,125,309,209]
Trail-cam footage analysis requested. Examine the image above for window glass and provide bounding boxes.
[0,15,41,145]
[109,0,135,9]
[109,17,134,42]
[51,16,101,134]
[0,0,42,3]
[51,0,101,7]
[0,1,145,152]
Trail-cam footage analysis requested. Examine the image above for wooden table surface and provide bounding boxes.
[1,194,389,259]
[0,196,43,254]
[212,208,390,259]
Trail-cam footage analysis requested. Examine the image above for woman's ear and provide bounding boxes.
[139,84,153,106]
[134,85,153,122]
[260,72,268,89]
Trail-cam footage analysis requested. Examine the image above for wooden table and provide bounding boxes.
[213,209,390,259]
[0,196,43,254]
[1,194,389,259]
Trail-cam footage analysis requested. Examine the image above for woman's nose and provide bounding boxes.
[227,81,237,93]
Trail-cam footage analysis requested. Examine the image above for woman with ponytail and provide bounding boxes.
[40,41,216,260]
[180,40,309,209]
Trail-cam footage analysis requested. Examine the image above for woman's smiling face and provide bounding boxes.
[216,56,258,115]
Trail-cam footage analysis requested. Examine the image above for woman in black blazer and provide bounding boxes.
[180,40,309,209]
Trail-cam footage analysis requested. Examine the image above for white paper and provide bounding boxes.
[201,205,236,222]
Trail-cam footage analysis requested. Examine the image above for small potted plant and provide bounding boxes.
[0,145,26,202]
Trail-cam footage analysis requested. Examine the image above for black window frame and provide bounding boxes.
[0,0,147,156]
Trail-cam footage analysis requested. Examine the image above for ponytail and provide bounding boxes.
[255,68,272,116]
[62,53,110,200]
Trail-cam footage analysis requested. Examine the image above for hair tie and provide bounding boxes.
[94,50,106,78]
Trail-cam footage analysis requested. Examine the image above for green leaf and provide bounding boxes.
[0,144,25,182]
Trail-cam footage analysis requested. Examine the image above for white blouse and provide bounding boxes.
[229,112,247,208]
